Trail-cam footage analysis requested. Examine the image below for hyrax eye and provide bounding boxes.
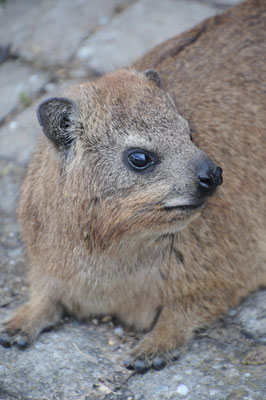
[127,149,155,171]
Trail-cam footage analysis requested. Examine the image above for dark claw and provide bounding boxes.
[16,336,29,349]
[123,358,149,373]
[0,333,12,348]
[152,356,166,370]
[169,349,180,361]
[123,358,135,370]
[133,360,149,374]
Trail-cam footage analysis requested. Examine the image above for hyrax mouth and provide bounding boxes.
[163,201,205,212]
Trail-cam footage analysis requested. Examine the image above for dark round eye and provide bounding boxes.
[127,149,154,171]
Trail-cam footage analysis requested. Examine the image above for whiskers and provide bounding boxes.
[101,192,177,294]
[102,193,170,244]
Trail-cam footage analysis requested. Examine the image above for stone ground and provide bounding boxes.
[0,0,266,399]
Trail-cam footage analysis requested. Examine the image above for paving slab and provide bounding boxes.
[0,79,79,165]
[0,0,133,68]
[0,158,27,310]
[0,311,133,400]
[72,0,228,74]
[0,108,40,166]
[0,60,51,124]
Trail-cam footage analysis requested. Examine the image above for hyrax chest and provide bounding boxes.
[58,252,164,331]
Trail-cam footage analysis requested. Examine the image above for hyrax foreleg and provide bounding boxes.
[0,291,63,348]
[124,297,227,373]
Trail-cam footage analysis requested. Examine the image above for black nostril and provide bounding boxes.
[198,173,213,191]
[212,166,223,186]
[198,165,223,193]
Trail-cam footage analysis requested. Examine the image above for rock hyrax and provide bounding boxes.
[1,0,265,374]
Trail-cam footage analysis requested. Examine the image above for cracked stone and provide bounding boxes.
[0,60,50,124]
[0,79,78,165]
[0,0,132,68]
[72,0,225,74]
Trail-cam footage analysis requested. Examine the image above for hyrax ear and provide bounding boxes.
[37,97,77,146]
[144,69,161,88]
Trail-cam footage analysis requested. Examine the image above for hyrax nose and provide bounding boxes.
[197,162,223,195]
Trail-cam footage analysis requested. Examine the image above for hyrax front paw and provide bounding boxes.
[123,324,182,374]
[0,298,63,349]
[0,330,31,349]
[124,346,180,374]
[0,307,36,349]
[123,306,192,373]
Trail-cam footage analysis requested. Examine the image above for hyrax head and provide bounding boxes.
[37,69,222,247]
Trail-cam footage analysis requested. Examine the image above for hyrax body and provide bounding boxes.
[1,0,265,372]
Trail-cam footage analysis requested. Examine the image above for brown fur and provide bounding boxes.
[1,0,266,368]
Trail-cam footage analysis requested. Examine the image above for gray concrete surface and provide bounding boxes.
[1,0,265,399]
[73,0,220,74]
[0,60,50,124]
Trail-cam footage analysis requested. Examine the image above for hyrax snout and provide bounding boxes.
[1,0,265,375]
